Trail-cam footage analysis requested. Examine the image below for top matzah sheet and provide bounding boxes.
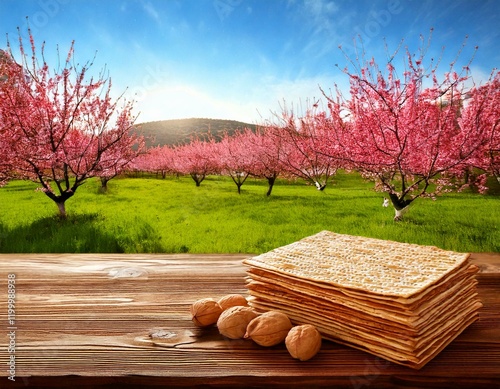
[244,231,471,298]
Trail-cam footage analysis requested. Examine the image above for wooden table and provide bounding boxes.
[1,253,499,388]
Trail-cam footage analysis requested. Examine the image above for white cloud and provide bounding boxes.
[290,0,351,63]
[305,0,338,16]
[303,0,339,33]
[143,2,160,23]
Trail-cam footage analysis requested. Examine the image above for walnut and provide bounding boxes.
[190,298,223,327]
[285,324,322,361]
[244,311,292,347]
[217,306,258,339]
[218,294,249,311]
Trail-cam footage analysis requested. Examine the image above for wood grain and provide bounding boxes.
[0,253,499,388]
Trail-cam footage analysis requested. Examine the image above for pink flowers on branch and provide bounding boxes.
[463,71,500,188]
[0,29,143,217]
[133,145,177,178]
[272,106,340,191]
[238,127,284,196]
[0,49,21,186]
[175,136,219,186]
[217,131,255,194]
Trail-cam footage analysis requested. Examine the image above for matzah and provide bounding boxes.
[243,231,482,369]
[245,231,470,298]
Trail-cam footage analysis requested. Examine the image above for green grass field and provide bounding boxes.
[0,173,499,254]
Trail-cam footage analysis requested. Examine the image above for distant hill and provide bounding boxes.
[132,118,257,147]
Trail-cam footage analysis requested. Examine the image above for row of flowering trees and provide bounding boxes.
[132,119,338,196]
[1,29,498,221]
[133,41,499,220]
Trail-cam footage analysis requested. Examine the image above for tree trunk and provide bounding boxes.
[56,201,67,219]
[100,177,109,192]
[266,177,276,196]
[393,206,409,221]
[191,173,205,187]
[314,181,326,191]
[388,193,413,221]
[231,172,249,194]
[464,167,470,186]
[42,188,75,219]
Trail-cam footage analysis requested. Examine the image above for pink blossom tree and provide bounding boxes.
[217,131,256,194]
[462,71,500,188]
[322,35,489,220]
[134,145,178,178]
[96,130,145,191]
[272,106,340,191]
[0,30,140,217]
[0,49,21,186]
[240,127,285,196]
[174,137,219,186]
[0,120,13,186]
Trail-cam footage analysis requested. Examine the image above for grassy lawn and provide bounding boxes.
[0,173,498,254]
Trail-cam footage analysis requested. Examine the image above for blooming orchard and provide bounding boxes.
[1,31,498,221]
[135,36,498,221]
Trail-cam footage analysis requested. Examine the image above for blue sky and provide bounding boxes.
[1,0,499,124]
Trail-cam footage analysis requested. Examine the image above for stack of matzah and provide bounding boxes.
[243,231,482,369]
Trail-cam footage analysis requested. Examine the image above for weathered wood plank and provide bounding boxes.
[0,253,499,388]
